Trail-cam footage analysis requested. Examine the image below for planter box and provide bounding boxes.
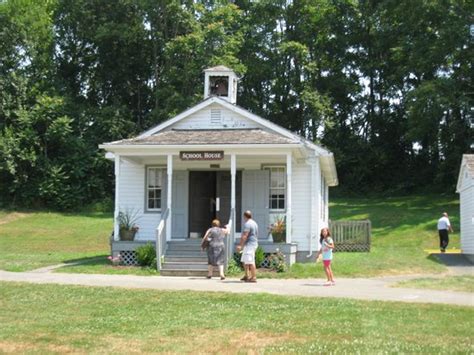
[120,229,137,241]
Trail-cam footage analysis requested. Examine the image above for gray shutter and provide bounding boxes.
[161,169,167,213]
[171,170,189,239]
[242,170,270,240]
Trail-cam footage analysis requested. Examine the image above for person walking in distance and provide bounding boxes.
[237,210,258,283]
[437,212,453,253]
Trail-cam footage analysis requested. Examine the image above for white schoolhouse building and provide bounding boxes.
[456,154,474,263]
[100,66,338,274]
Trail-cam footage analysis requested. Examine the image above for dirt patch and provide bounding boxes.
[0,212,29,226]
[0,340,76,353]
[123,328,308,354]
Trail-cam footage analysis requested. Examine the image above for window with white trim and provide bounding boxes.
[146,167,163,211]
[264,166,286,210]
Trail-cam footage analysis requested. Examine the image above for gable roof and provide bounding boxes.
[457,154,474,192]
[100,96,338,186]
[137,96,331,155]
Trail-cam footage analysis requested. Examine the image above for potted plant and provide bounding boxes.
[117,209,140,241]
[269,216,286,243]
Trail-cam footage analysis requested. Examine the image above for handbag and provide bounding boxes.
[201,235,210,250]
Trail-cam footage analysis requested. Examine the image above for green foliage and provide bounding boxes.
[255,246,265,268]
[225,256,242,276]
[135,243,156,268]
[117,208,140,231]
[1,0,472,209]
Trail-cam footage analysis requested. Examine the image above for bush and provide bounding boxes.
[136,243,156,268]
[255,246,265,268]
[226,257,243,275]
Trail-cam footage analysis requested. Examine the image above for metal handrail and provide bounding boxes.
[156,208,170,271]
[225,208,235,268]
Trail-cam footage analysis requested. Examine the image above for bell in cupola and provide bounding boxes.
[203,65,238,104]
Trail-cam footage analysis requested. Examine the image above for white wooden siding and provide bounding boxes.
[118,160,161,241]
[169,103,264,130]
[117,155,325,247]
[290,162,312,250]
[460,178,474,255]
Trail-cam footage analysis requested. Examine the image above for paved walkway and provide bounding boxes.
[0,270,472,307]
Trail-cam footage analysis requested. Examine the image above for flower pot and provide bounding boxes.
[120,229,136,241]
[272,232,286,243]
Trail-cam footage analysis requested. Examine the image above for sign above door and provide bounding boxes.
[179,151,224,161]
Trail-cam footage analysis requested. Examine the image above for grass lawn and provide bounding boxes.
[0,211,112,271]
[0,282,472,353]
[254,194,460,279]
[394,275,474,293]
[57,256,159,276]
[0,194,461,277]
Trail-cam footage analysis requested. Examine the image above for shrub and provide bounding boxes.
[136,243,156,268]
[255,246,265,268]
[226,257,242,275]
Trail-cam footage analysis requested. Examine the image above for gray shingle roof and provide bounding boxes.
[108,129,299,146]
[204,65,234,72]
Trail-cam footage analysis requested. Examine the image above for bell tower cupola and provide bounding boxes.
[204,65,238,104]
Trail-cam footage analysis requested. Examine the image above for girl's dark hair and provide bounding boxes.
[319,227,331,243]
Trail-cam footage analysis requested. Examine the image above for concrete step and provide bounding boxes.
[166,246,204,252]
[168,240,202,245]
[160,269,221,277]
[165,257,208,263]
[165,251,208,257]
[161,262,209,271]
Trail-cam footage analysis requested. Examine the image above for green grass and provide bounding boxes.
[0,211,112,271]
[394,275,474,293]
[56,256,159,276]
[0,282,472,353]
[0,194,461,277]
[262,194,460,278]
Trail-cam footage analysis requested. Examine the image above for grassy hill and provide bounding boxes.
[0,194,460,276]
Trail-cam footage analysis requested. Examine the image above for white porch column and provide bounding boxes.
[231,154,236,233]
[286,152,292,243]
[166,154,173,241]
[113,154,121,241]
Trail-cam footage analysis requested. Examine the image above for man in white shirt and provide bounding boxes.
[437,212,454,253]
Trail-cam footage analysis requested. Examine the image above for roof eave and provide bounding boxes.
[98,143,302,152]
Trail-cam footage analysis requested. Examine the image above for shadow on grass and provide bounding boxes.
[62,255,109,266]
[428,253,474,267]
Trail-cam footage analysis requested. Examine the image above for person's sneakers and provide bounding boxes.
[206,276,212,279]
[323,281,332,286]
[240,276,248,281]
[331,281,336,286]
[246,278,257,283]
[441,249,446,253]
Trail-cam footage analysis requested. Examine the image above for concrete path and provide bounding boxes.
[0,270,472,307]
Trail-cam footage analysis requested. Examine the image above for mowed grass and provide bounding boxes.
[265,194,460,278]
[0,282,472,354]
[0,211,112,271]
[57,257,159,276]
[394,275,474,293]
[0,194,461,277]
